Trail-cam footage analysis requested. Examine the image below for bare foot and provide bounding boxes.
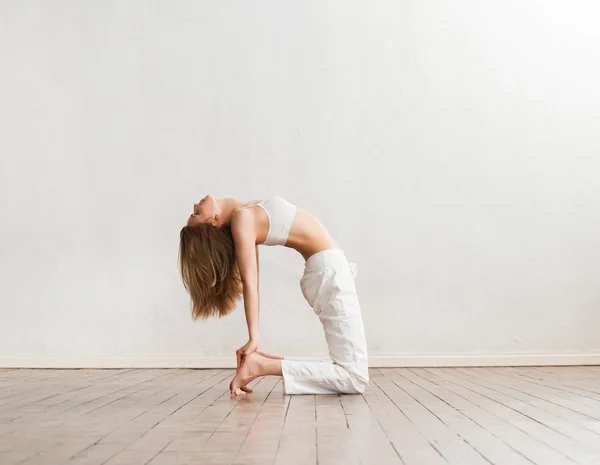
[230,352,263,396]
[257,351,284,360]
[229,379,253,394]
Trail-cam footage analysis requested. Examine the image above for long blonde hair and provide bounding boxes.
[178,224,243,319]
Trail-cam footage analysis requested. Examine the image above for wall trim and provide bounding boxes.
[1,353,599,368]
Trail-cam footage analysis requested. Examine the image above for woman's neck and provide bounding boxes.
[217,198,247,225]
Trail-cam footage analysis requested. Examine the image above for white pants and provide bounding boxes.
[281,249,369,394]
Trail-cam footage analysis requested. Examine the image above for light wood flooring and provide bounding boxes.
[1,367,600,465]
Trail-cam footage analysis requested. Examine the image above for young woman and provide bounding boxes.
[179,195,369,395]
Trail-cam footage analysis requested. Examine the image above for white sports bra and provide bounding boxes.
[241,197,297,246]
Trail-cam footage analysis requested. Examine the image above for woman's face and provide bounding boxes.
[187,194,219,228]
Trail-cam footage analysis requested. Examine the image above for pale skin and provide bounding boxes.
[188,195,340,395]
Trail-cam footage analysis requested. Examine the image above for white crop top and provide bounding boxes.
[242,197,297,246]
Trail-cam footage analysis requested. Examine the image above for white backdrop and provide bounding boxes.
[1,1,599,368]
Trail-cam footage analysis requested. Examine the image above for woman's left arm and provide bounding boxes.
[231,210,260,367]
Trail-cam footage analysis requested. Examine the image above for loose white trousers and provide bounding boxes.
[281,249,369,394]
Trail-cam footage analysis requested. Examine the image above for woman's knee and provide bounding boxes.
[354,373,370,393]
[343,370,369,394]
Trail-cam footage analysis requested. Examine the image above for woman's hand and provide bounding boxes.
[236,339,258,368]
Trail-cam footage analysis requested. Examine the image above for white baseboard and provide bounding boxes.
[370,353,600,367]
[1,353,599,368]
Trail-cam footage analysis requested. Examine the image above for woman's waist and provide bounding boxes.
[303,247,352,273]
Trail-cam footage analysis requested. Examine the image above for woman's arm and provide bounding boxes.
[231,210,260,365]
[256,245,260,308]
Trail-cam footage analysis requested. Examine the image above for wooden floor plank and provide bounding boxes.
[508,367,600,403]
[454,368,600,440]
[339,373,404,465]
[109,371,233,465]
[0,367,599,465]
[273,394,318,465]
[366,370,446,465]
[439,368,600,464]
[314,394,358,465]
[0,369,87,402]
[393,368,534,465]
[528,367,600,393]
[377,368,490,465]
[232,379,290,465]
[0,369,176,461]
[16,370,196,465]
[414,367,577,465]
[0,369,153,422]
[472,367,600,434]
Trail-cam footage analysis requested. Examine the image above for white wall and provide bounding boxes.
[1,1,599,368]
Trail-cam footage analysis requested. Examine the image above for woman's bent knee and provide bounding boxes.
[343,371,369,394]
[354,375,370,394]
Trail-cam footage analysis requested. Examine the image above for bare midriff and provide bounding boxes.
[283,208,341,261]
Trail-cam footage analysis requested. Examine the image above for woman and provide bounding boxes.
[179,195,369,395]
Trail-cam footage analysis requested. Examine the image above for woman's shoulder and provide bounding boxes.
[230,200,263,223]
[232,197,295,218]
[233,199,263,212]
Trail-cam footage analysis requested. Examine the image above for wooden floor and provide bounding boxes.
[1,367,600,465]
